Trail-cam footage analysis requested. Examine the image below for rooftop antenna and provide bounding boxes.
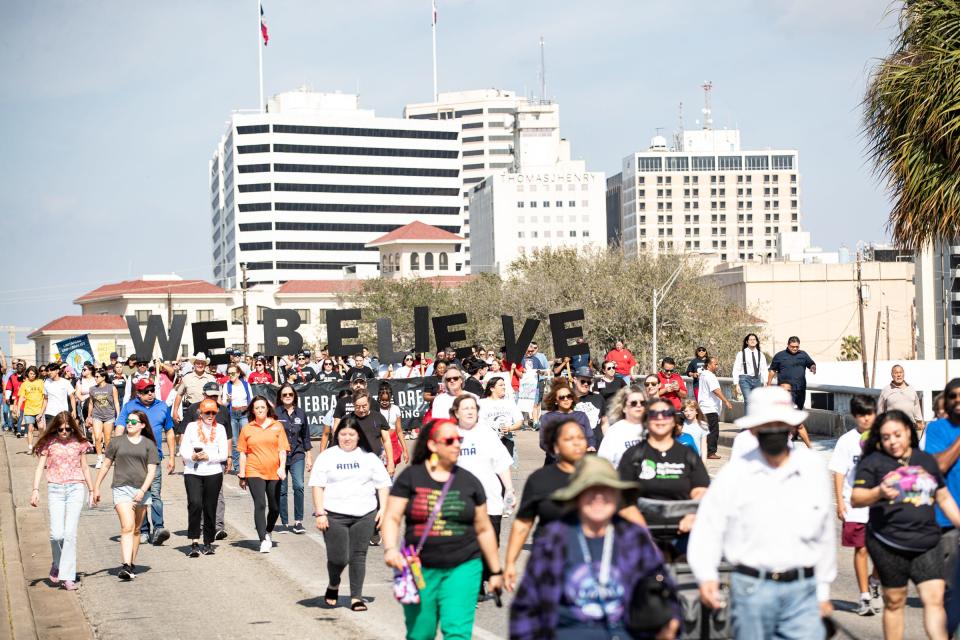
[701,81,713,130]
[538,36,546,102]
[674,101,685,151]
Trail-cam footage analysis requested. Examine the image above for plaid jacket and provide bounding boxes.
[509,515,680,640]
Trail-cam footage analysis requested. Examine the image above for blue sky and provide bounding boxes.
[1,0,898,346]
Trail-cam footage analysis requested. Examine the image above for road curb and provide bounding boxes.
[0,434,37,640]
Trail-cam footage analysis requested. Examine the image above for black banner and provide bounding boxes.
[251,378,429,438]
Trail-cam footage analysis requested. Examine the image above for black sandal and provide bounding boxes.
[324,587,338,606]
[350,600,368,611]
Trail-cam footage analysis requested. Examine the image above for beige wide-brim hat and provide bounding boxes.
[190,352,208,363]
[734,386,808,430]
[550,455,639,503]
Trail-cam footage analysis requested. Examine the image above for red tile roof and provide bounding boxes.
[366,221,464,246]
[276,276,474,295]
[75,279,227,303]
[29,315,127,338]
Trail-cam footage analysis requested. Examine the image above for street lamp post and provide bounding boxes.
[652,262,686,372]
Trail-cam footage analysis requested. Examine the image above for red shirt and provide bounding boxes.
[5,374,22,404]
[247,371,274,384]
[605,348,636,377]
[501,358,524,392]
[656,372,687,410]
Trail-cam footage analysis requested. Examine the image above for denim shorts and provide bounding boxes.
[112,485,153,506]
[21,414,37,425]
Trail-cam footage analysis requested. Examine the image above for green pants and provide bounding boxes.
[403,557,482,640]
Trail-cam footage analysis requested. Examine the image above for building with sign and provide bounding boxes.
[209,88,464,288]
[613,126,802,262]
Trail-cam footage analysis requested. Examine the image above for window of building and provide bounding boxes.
[517,201,525,208]
[135,310,151,325]
[637,157,662,172]
[530,201,537,208]
[745,155,769,170]
[424,253,434,270]
[410,252,420,270]
[692,156,716,171]
[772,155,794,170]
[196,309,214,322]
[543,201,550,208]
[517,231,525,238]
[665,157,689,172]
[439,253,448,270]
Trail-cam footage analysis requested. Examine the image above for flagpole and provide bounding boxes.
[431,0,438,104]
[258,0,264,113]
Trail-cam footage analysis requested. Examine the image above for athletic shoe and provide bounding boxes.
[188,543,200,558]
[369,530,381,546]
[139,532,149,544]
[49,564,59,585]
[291,522,306,535]
[153,528,170,546]
[95,455,103,469]
[869,577,882,614]
[118,565,133,581]
[856,598,873,616]
[275,524,287,534]
[62,580,78,591]
[214,529,227,541]
[26,445,32,454]
[259,539,271,553]
[201,544,215,556]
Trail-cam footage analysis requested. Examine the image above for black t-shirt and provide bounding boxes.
[517,463,573,536]
[769,350,815,385]
[594,377,625,406]
[333,396,354,420]
[464,376,485,397]
[351,412,390,457]
[574,392,605,429]
[618,440,710,527]
[854,449,945,552]
[345,365,376,380]
[316,370,341,383]
[390,465,486,568]
[286,367,316,384]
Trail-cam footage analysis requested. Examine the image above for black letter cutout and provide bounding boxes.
[413,306,431,355]
[549,309,589,359]
[327,309,363,358]
[263,308,304,357]
[501,315,540,366]
[126,315,186,362]
[191,321,230,365]
[432,313,472,360]
[376,318,409,367]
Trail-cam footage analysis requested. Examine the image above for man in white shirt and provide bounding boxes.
[696,357,733,459]
[430,365,477,421]
[688,386,836,638]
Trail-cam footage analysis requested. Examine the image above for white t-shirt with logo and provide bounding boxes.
[44,378,74,416]
[456,425,512,516]
[697,369,721,415]
[827,428,869,524]
[478,397,523,435]
[596,419,646,469]
[308,446,392,517]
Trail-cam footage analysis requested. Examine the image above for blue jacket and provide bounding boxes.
[117,398,174,459]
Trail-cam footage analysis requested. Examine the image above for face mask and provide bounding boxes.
[756,429,791,457]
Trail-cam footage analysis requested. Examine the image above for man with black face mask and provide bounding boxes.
[688,386,836,639]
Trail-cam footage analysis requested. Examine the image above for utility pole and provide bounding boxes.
[166,287,173,327]
[872,310,881,387]
[652,261,686,371]
[856,251,869,387]
[911,302,917,360]
[240,263,250,355]
[886,305,891,361]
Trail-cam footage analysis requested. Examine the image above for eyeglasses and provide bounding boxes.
[297,357,307,361]
[126,418,141,425]
[201,411,218,417]
[280,392,294,398]
[444,376,461,382]
[648,408,676,419]
[435,436,462,446]
[627,399,645,408]
[557,394,573,401]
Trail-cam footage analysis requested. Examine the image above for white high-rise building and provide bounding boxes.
[209,89,463,287]
[404,89,532,268]
[468,101,606,275]
[915,237,960,360]
[615,128,802,262]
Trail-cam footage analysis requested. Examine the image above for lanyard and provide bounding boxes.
[577,526,615,601]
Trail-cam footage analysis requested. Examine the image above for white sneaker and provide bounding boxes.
[95,455,103,469]
[265,533,272,546]
[259,538,271,553]
[26,445,32,454]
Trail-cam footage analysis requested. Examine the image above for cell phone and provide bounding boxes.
[194,447,203,453]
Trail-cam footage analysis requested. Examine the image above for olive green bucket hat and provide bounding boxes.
[550,455,639,503]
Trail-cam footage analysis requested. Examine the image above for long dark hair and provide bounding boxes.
[483,376,503,398]
[411,419,457,465]
[277,383,298,409]
[34,412,86,454]
[862,410,918,459]
[245,395,279,422]
[742,333,761,350]
[123,410,157,443]
[333,415,374,453]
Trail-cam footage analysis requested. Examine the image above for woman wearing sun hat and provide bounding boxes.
[510,455,681,639]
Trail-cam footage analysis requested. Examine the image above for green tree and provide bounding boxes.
[839,335,862,361]
[864,0,960,247]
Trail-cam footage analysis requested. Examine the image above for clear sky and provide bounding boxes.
[1,0,899,346]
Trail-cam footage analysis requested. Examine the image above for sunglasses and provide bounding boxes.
[126,418,141,425]
[557,394,573,401]
[201,411,218,417]
[404,358,414,362]
[434,436,462,447]
[280,392,294,398]
[139,388,156,394]
[604,366,615,371]
[444,376,461,382]
[58,426,71,433]
[947,392,960,400]
[628,399,645,408]
[648,408,676,419]
[228,371,239,375]
[644,381,659,387]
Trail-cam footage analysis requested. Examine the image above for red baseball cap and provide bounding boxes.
[135,379,156,392]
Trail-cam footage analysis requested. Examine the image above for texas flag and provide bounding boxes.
[260,4,269,46]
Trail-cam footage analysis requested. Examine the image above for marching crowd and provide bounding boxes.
[6,335,960,639]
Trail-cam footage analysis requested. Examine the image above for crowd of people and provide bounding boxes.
[7,335,960,639]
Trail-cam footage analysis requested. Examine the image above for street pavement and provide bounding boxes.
[0,426,926,639]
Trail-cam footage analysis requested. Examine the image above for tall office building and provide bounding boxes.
[614,127,802,262]
[915,238,960,360]
[209,89,463,287]
[404,89,532,268]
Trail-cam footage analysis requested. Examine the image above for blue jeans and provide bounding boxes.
[48,483,85,582]
[140,470,164,535]
[279,457,305,524]
[230,410,247,471]
[730,572,823,640]
[738,375,763,411]
[1,403,11,430]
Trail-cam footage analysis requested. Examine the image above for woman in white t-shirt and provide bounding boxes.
[452,394,515,596]
[178,398,228,557]
[74,365,96,422]
[310,416,391,611]
[478,377,524,459]
[679,399,709,462]
[390,354,419,379]
[596,386,647,468]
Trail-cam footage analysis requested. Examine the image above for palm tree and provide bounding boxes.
[863,0,960,248]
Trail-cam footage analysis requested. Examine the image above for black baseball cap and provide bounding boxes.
[349,372,368,383]
[203,381,220,396]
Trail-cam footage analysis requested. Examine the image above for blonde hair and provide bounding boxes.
[606,385,647,423]
[680,398,707,424]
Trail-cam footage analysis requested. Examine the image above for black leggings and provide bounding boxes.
[481,515,502,586]
[323,510,377,599]
[185,473,223,544]
[247,477,281,541]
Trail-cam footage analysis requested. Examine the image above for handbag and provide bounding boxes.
[392,468,458,605]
